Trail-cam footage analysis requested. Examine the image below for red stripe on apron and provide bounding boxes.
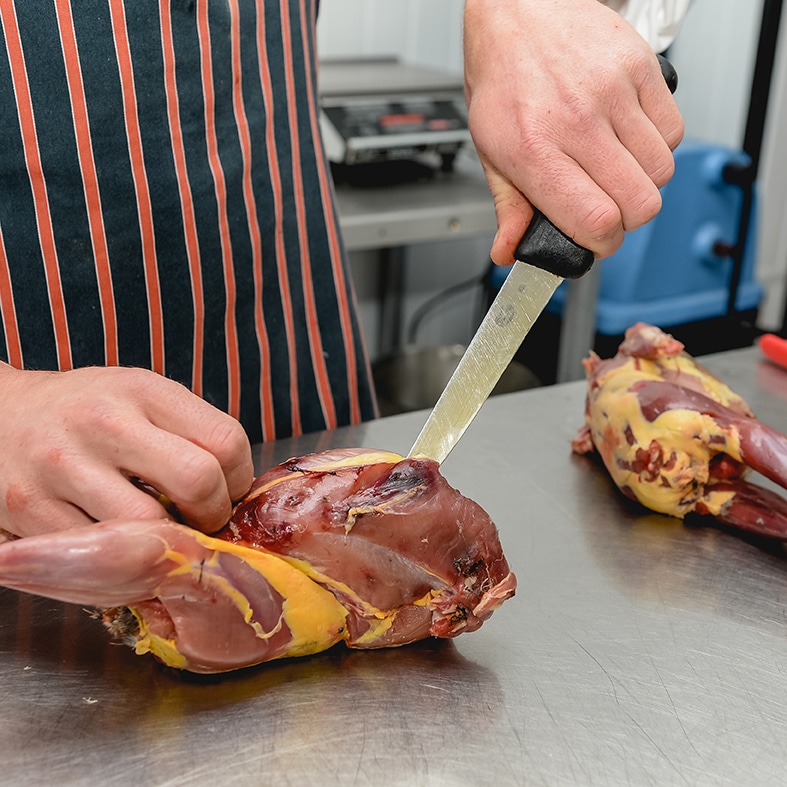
[54,0,119,367]
[109,0,165,374]
[280,0,336,430]
[0,2,72,370]
[255,4,301,436]
[0,228,23,368]
[159,0,204,396]
[196,0,241,419]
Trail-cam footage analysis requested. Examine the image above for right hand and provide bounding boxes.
[0,364,254,538]
[463,0,685,264]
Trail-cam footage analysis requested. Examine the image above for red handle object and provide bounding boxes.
[759,333,787,369]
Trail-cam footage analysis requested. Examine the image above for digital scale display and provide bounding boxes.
[325,98,466,140]
[319,60,471,170]
[322,96,469,165]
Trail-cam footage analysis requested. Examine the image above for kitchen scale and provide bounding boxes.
[319,57,471,184]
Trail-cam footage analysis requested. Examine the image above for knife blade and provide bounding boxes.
[407,218,590,463]
[409,55,677,464]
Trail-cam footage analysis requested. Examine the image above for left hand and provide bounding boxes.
[0,364,253,538]
[463,0,685,264]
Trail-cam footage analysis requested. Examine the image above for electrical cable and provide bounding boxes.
[405,268,490,345]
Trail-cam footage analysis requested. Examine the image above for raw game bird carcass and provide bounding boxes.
[572,322,787,538]
[0,449,516,673]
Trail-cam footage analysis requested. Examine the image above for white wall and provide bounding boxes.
[318,0,787,348]
[317,1,465,75]
[669,0,763,147]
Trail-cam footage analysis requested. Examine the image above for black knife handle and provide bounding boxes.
[658,53,678,94]
[513,54,678,280]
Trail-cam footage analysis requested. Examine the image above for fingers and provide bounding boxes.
[45,463,174,528]
[117,426,241,532]
[485,68,679,257]
[85,374,253,532]
[2,428,233,537]
[138,380,254,531]
[484,145,628,264]
[559,119,666,238]
[638,62,686,154]
[1,489,96,538]
[157,400,254,505]
[484,102,678,261]
[123,369,254,499]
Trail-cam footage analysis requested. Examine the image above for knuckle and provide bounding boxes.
[663,115,685,151]
[624,190,663,232]
[205,417,250,464]
[76,364,147,391]
[80,397,119,427]
[582,201,622,242]
[649,154,676,190]
[576,202,624,260]
[508,109,560,167]
[171,450,222,505]
[95,365,177,406]
[198,419,253,497]
[2,478,38,518]
[114,365,159,389]
[558,93,603,141]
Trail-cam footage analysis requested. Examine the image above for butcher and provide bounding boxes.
[0,0,687,540]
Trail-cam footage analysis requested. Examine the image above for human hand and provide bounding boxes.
[0,364,253,538]
[463,0,685,264]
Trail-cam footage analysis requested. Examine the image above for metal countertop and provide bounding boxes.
[3,347,787,786]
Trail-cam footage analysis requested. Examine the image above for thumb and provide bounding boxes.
[482,161,534,267]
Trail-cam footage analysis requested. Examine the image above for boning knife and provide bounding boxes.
[409,55,677,464]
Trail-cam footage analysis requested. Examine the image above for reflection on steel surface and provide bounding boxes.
[1,348,787,784]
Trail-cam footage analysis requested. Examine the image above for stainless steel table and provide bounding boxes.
[3,347,787,785]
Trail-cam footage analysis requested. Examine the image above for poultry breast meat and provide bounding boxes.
[0,448,516,673]
[572,322,787,539]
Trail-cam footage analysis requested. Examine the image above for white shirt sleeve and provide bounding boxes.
[600,0,693,52]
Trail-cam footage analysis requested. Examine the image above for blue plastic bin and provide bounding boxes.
[489,140,764,335]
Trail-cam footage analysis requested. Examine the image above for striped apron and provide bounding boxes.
[0,0,376,443]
